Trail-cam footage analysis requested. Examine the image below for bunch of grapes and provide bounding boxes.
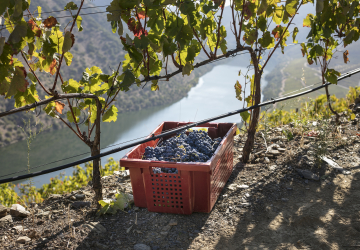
[143,130,223,174]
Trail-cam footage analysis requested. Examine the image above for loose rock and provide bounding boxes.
[0,215,13,227]
[296,169,320,181]
[75,194,85,200]
[71,201,91,209]
[16,236,31,244]
[134,243,151,250]
[0,205,7,218]
[84,222,107,234]
[10,204,30,217]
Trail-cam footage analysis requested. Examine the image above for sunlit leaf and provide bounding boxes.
[55,101,65,114]
[103,105,118,122]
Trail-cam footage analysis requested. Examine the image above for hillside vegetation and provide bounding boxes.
[0,0,212,147]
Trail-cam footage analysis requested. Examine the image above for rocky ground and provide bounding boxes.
[1,115,360,250]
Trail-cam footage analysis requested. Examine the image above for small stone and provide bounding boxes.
[86,222,107,234]
[227,184,238,190]
[296,169,320,181]
[0,205,7,218]
[168,219,178,226]
[127,194,134,205]
[48,194,62,199]
[268,165,277,171]
[0,215,13,227]
[134,243,151,250]
[12,225,24,231]
[116,240,121,245]
[71,201,91,209]
[238,185,249,189]
[28,230,38,239]
[133,206,139,212]
[10,204,30,217]
[16,236,31,244]
[268,150,280,155]
[281,198,289,202]
[83,191,93,196]
[70,196,76,201]
[264,157,270,163]
[94,242,108,249]
[37,211,50,217]
[240,203,251,207]
[75,194,85,200]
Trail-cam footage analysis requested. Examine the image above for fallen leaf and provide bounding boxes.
[55,101,65,114]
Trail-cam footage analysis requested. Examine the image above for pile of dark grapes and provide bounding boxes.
[143,130,223,174]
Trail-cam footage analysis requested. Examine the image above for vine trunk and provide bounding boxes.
[242,53,262,163]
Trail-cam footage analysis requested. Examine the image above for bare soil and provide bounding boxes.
[1,120,360,250]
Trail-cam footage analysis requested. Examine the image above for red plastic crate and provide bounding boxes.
[120,122,237,214]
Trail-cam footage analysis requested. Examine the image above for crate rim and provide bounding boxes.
[120,121,236,170]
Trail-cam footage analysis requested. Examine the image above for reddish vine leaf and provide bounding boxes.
[343,50,349,64]
[55,101,65,114]
[138,10,146,19]
[43,17,58,28]
[271,25,282,41]
[243,2,252,20]
[49,59,57,75]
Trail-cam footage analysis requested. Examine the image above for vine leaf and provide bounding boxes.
[43,17,58,28]
[64,2,78,10]
[62,31,74,53]
[67,107,80,123]
[234,81,242,101]
[64,51,73,66]
[316,0,324,13]
[8,22,28,44]
[292,27,299,44]
[49,59,57,75]
[240,111,250,123]
[55,101,65,114]
[343,50,349,64]
[6,66,28,98]
[76,16,83,32]
[151,81,159,91]
[182,62,193,76]
[103,105,118,122]
[325,69,341,84]
[285,0,299,17]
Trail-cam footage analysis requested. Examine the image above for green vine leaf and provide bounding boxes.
[62,31,73,53]
[103,105,118,122]
[64,2,78,10]
[6,66,28,98]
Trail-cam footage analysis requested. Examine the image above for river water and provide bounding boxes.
[0,58,268,188]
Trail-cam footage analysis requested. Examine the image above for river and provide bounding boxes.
[0,57,268,188]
